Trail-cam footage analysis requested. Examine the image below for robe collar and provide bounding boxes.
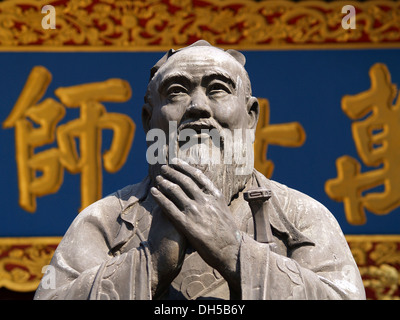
[112,171,314,250]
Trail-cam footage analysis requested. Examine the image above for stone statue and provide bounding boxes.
[34,40,366,300]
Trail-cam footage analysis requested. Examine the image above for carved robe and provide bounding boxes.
[34,170,365,300]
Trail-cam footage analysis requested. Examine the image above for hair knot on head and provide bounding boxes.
[149,40,246,82]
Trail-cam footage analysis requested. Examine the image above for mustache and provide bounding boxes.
[177,118,223,135]
[177,118,226,152]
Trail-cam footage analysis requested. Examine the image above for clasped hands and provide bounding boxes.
[148,158,241,298]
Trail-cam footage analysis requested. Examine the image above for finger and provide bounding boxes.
[160,165,202,200]
[155,175,192,211]
[150,187,186,229]
[170,158,220,196]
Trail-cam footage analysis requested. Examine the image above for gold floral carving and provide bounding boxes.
[0,237,61,292]
[346,235,400,300]
[1,235,399,299]
[0,0,399,51]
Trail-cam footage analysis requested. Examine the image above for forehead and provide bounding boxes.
[154,47,246,83]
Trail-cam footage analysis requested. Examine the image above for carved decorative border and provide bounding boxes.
[346,235,400,300]
[0,235,399,299]
[0,0,399,51]
[0,237,60,292]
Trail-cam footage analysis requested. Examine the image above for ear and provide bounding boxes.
[246,97,259,130]
[142,103,152,134]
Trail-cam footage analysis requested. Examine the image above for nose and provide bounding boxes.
[183,89,213,121]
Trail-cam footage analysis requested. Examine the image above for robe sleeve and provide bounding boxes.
[33,193,152,300]
[239,187,366,300]
[88,242,152,300]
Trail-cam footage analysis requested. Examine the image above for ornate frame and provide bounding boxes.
[0,0,399,51]
[0,0,399,299]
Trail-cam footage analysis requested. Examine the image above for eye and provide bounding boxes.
[207,82,231,96]
[166,84,188,99]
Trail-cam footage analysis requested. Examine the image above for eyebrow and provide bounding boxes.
[201,70,236,90]
[158,69,237,95]
[158,71,194,94]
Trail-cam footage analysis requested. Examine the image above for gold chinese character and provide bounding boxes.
[254,98,306,178]
[3,66,135,213]
[325,63,400,225]
[3,67,65,212]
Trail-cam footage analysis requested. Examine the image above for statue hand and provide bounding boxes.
[148,204,187,299]
[150,159,241,294]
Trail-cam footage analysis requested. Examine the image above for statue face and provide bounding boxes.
[144,46,258,202]
[145,46,256,135]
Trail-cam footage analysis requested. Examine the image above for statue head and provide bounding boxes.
[142,40,259,135]
[142,40,260,202]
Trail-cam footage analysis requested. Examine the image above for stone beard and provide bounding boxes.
[148,123,255,204]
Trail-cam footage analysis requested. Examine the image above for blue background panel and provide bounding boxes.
[0,49,399,236]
